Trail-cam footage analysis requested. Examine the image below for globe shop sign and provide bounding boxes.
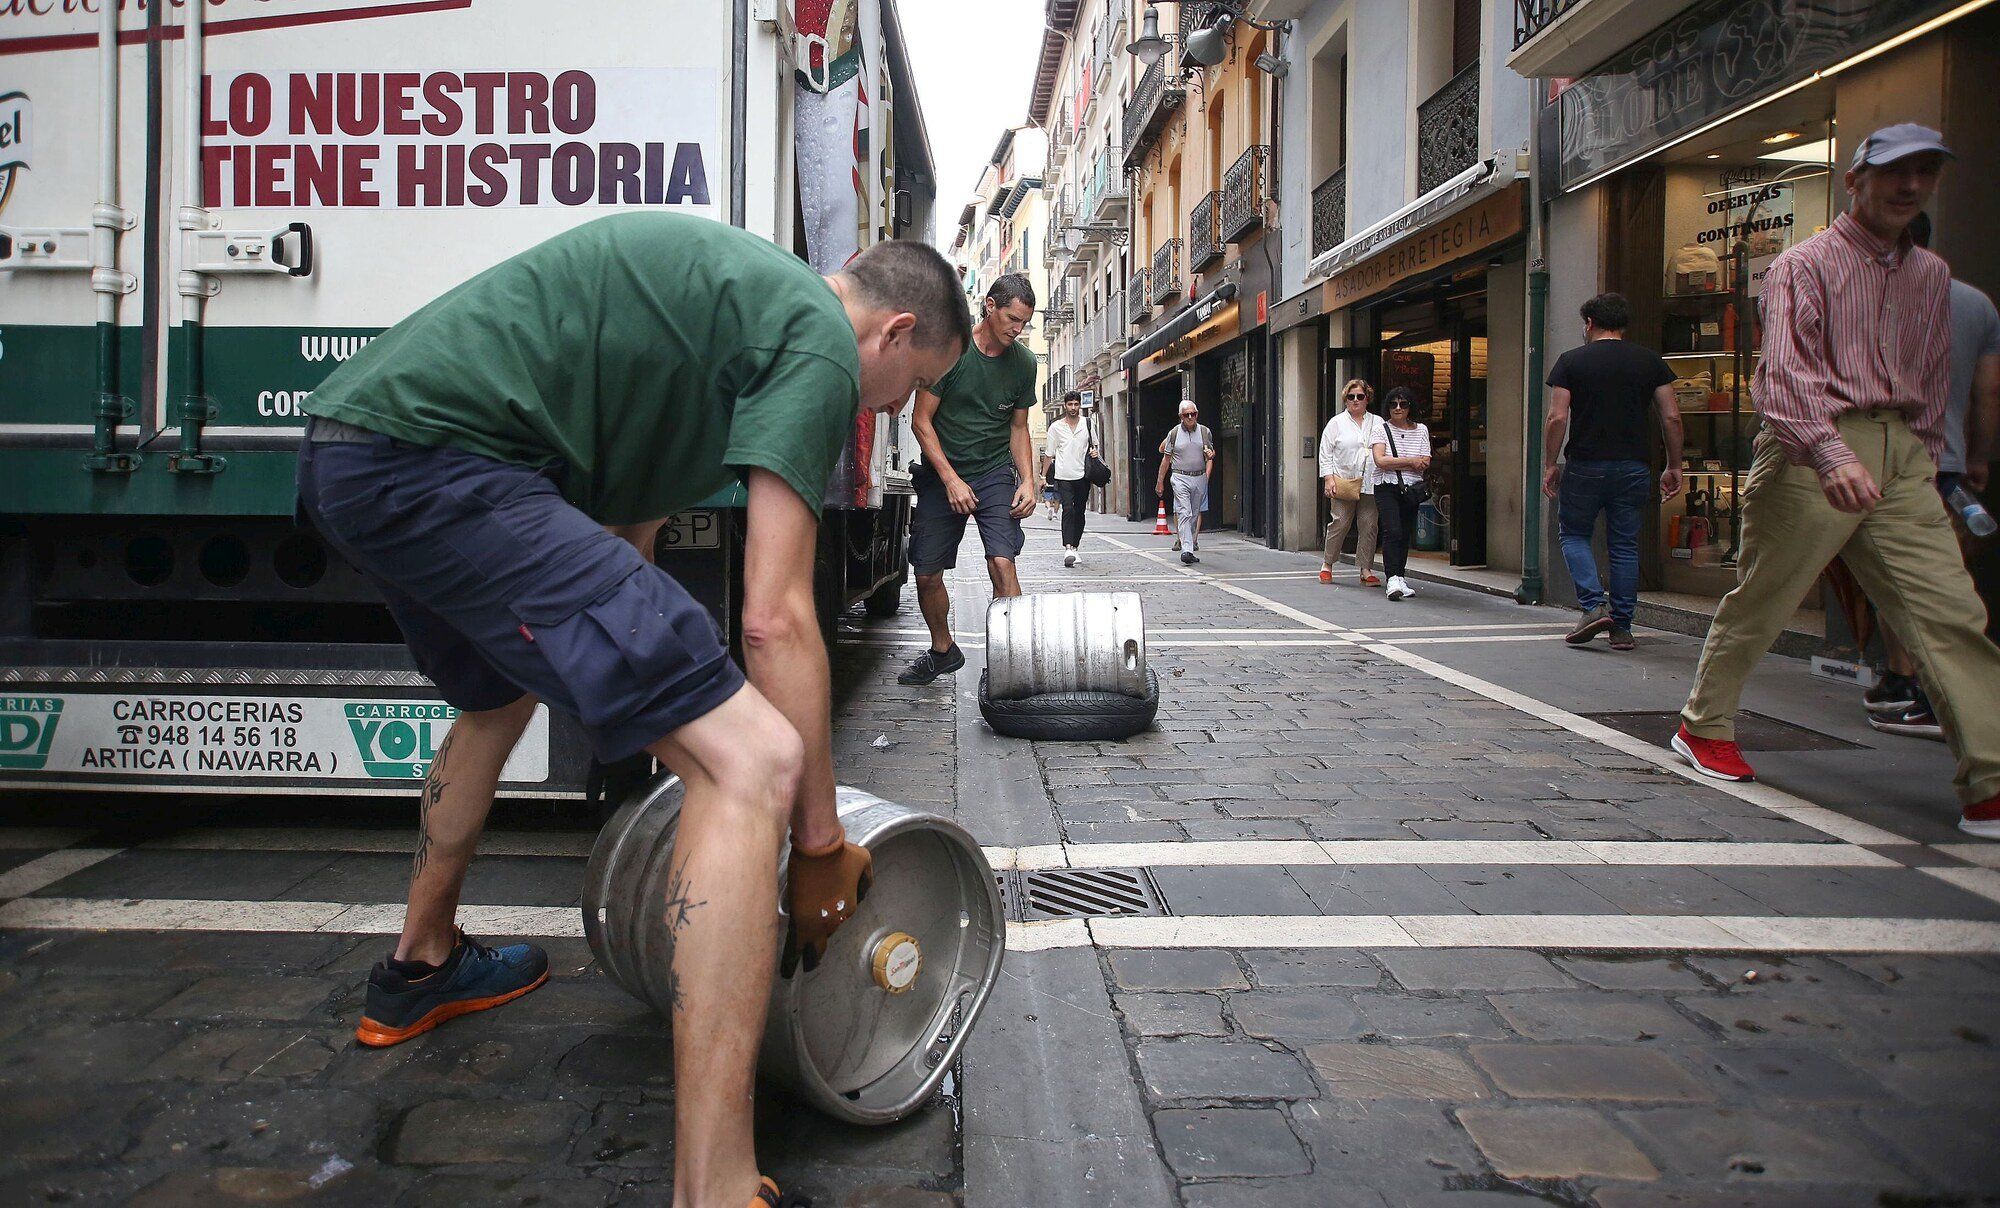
[1557,0,1961,192]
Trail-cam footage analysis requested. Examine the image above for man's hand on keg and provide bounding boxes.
[784,830,875,974]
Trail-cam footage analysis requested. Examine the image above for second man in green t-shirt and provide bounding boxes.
[900,274,1042,684]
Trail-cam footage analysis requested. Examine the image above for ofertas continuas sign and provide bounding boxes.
[0,694,550,781]
[1558,0,1957,191]
[199,67,716,209]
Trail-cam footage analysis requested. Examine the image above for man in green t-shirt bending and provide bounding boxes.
[296,213,968,1208]
[899,273,1041,685]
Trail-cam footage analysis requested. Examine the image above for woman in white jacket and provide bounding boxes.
[1317,379,1383,585]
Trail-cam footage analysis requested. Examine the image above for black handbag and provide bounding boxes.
[1084,453,1112,488]
[1383,424,1430,505]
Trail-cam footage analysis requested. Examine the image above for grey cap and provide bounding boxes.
[1850,123,1954,170]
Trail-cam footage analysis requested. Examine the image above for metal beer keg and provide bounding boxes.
[984,591,1148,700]
[583,776,1005,1125]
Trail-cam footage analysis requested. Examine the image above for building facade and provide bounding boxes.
[949,127,1055,451]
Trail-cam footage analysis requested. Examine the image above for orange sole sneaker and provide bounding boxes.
[354,969,549,1048]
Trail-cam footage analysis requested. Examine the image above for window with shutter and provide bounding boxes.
[1452,0,1480,74]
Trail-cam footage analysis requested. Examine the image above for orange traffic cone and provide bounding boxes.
[1153,500,1171,535]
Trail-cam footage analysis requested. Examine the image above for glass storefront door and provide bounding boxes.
[1372,282,1489,567]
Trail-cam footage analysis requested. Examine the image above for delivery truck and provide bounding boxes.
[0,0,935,797]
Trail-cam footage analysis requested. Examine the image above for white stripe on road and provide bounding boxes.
[0,849,122,898]
[0,896,583,936]
[143,829,595,858]
[0,828,91,850]
[992,839,1895,870]
[1933,844,2000,868]
[1380,634,1568,646]
[1922,865,2000,906]
[1068,914,2000,954]
[1349,623,1577,635]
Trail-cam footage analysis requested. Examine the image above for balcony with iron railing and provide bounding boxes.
[1513,0,1583,47]
[1129,268,1151,325]
[1122,53,1185,168]
[1179,2,1221,46]
[1311,166,1346,259]
[1087,153,1129,225]
[1222,144,1269,242]
[1149,238,1181,305]
[1189,192,1224,273]
[1101,290,1127,355]
[1416,62,1480,196]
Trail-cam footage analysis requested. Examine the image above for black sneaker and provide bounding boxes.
[356,929,548,1047]
[1864,672,1919,714]
[1181,552,1199,565]
[1869,696,1943,741]
[1608,627,1636,651]
[897,644,964,685]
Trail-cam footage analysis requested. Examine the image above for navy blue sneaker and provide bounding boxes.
[355,929,548,1047]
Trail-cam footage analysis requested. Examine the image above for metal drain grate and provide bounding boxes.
[1013,868,1164,921]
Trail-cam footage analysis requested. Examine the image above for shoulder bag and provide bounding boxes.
[1382,424,1430,506]
[1083,413,1113,487]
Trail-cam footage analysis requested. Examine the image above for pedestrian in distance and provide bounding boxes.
[1855,211,2000,738]
[1542,292,1685,651]
[1669,124,2000,840]
[1318,378,1384,585]
[294,214,970,1208]
[1043,388,1098,567]
[1370,387,1432,601]
[901,273,1041,686]
[1160,400,1216,564]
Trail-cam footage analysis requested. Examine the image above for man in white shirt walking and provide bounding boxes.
[1041,389,1097,566]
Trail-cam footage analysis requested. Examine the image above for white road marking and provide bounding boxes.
[0,896,584,936]
[994,839,1893,869]
[1933,844,2000,867]
[144,829,595,858]
[1922,865,2000,906]
[1384,634,1568,646]
[0,828,90,850]
[0,848,122,898]
[1348,623,1577,635]
[8,894,1996,956]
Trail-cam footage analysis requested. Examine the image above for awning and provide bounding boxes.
[1122,282,1238,373]
[1306,155,1515,286]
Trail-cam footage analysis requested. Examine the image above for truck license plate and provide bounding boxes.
[659,511,720,551]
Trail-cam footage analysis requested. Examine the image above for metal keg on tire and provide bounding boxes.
[583,775,1005,1126]
[979,591,1159,740]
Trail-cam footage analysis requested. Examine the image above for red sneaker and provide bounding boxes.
[1319,567,1334,584]
[1360,573,1382,586]
[1963,791,2000,839]
[1671,725,1756,782]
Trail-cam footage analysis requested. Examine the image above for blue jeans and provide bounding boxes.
[1559,459,1652,625]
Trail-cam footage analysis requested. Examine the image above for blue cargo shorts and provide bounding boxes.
[295,419,744,762]
[909,461,1026,575]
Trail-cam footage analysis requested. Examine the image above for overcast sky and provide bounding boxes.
[899,0,1048,248]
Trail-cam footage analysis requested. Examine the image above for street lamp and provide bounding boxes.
[1127,5,1168,69]
[1183,16,1230,68]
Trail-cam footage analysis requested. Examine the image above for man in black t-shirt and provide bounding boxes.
[1543,293,1685,649]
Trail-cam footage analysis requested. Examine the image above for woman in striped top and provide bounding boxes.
[1370,387,1432,602]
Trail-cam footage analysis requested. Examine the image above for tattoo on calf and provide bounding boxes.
[412,730,456,879]
[662,862,708,1014]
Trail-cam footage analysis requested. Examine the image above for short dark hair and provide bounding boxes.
[840,240,973,352]
[1580,292,1631,332]
[1062,389,1082,404]
[1385,387,1417,411]
[987,272,1037,312]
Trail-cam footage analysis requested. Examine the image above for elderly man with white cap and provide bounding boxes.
[1671,123,2000,839]
[1158,400,1216,565]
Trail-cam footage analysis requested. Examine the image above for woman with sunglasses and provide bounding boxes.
[1369,387,1433,602]
[1316,379,1384,586]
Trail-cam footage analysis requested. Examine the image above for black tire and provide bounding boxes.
[863,573,906,618]
[978,669,1159,741]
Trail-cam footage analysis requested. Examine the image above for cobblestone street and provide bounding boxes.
[3,513,1999,1205]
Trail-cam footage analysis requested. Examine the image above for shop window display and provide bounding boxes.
[1653,127,1834,594]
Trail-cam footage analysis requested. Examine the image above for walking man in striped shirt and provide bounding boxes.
[1671,124,2000,839]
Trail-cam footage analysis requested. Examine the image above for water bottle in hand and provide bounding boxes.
[1948,484,1998,537]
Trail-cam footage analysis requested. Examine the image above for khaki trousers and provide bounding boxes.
[1682,411,2000,803]
[1323,492,1379,575]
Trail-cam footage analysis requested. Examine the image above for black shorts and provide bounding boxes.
[909,462,1026,574]
[296,426,745,762]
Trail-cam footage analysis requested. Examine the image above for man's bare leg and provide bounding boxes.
[395,694,539,964]
[647,684,802,1208]
[915,570,952,652]
[988,556,1021,599]
[1883,623,1919,679]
